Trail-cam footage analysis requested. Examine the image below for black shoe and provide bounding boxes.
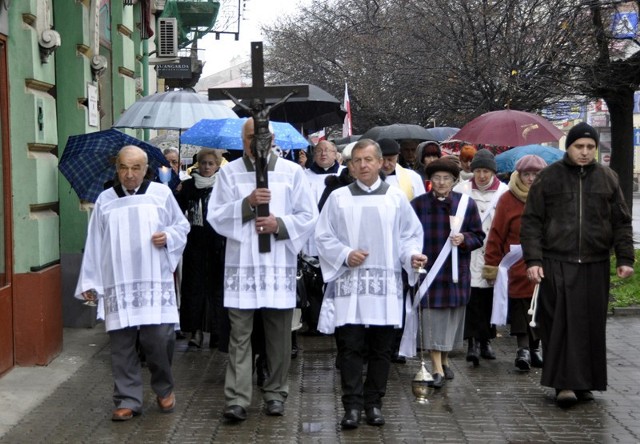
[530,347,543,368]
[223,405,247,421]
[515,347,531,371]
[466,339,480,366]
[340,409,361,429]
[364,407,385,426]
[576,390,594,402]
[291,344,299,359]
[392,354,406,364]
[480,340,496,359]
[443,364,455,380]
[432,372,445,389]
[265,400,284,416]
[556,389,578,407]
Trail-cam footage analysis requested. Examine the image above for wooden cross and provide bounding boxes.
[208,42,308,253]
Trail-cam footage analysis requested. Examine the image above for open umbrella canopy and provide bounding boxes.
[113,89,238,130]
[180,118,310,150]
[361,124,436,142]
[429,126,460,142]
[452,110,564,147]
[232,84,345,132]
[59,129,175,202]
[495,144,565,173]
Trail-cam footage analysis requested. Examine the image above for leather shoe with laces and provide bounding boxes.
[223,405,247,421]
[111,408,139,421]
[340,409,360,429]
[365,407,385,426]
[265,400,285,416]
[157,392,175,413]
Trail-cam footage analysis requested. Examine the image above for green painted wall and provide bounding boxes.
[55,1,97,254]
[8,1,60,273]
[56,1,144,255]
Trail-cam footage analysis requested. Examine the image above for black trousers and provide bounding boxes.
[464,287,496,341]
[336,324,395,411]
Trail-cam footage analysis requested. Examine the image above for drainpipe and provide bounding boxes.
[143,37,149,141]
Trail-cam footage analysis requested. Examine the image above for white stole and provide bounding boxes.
[399,194,469,357]
[479,187,503,224]
[490,245,522,326]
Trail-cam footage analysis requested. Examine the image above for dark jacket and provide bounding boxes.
[520,155,634,268]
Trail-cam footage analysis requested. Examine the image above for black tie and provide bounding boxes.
[127,189,135,195]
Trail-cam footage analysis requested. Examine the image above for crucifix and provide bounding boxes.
[208,42,309,253]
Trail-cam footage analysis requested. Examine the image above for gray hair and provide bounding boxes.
[163,146,179,157]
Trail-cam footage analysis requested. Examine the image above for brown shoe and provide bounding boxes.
[157,392,176,413]
[112,408,138,421]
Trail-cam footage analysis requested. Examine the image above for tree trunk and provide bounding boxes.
[603,89,634,211]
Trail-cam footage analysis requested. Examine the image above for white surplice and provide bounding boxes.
[207,156,318,309]
[315,181,423,332]
[75,182,190,332]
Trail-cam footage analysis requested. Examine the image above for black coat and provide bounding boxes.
[176,178,228,349]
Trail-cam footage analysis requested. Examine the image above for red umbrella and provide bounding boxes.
[452,110,564,147]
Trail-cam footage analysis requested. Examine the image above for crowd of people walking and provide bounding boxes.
[74,119,634,427]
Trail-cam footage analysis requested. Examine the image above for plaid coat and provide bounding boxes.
[411,191,485,308]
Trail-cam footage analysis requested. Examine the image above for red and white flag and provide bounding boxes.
[342,83,352,137]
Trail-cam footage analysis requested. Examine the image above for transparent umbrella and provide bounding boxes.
[113,89,238,131]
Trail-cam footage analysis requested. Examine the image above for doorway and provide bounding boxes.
[0,35,15,376]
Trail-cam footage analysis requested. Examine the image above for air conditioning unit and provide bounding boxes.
[157,17,178,58]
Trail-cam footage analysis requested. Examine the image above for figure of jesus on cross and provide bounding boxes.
[209,42,309,252]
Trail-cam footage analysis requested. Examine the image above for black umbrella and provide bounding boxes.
[361,124,436,142]
[232,84,346,132]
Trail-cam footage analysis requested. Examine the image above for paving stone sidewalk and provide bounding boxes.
[1,315,640,443]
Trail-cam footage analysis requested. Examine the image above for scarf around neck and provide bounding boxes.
[508,171,529,203]
[192,171,216,189]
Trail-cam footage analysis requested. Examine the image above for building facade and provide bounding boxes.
[0,0,154,376]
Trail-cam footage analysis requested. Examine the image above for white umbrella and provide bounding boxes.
[113,89,238,131]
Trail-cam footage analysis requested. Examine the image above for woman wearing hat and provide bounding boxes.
[410,158,485,387]
[454,149,509,366]
[415,141,442,182]
[483,155,547,371]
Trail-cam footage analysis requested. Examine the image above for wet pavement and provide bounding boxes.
[1,314,640,443]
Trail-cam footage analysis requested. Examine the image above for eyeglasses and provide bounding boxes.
[430,175,454,183]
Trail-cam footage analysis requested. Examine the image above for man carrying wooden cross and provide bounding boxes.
[207,117,318,421]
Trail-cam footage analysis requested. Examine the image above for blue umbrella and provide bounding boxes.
[180,118,310,150]
[59,128,177,203]
[495,144,564,173]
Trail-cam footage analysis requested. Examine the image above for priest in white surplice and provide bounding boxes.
[208,118,317,422]
[315,139,426,430]
[76,145,189,422]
